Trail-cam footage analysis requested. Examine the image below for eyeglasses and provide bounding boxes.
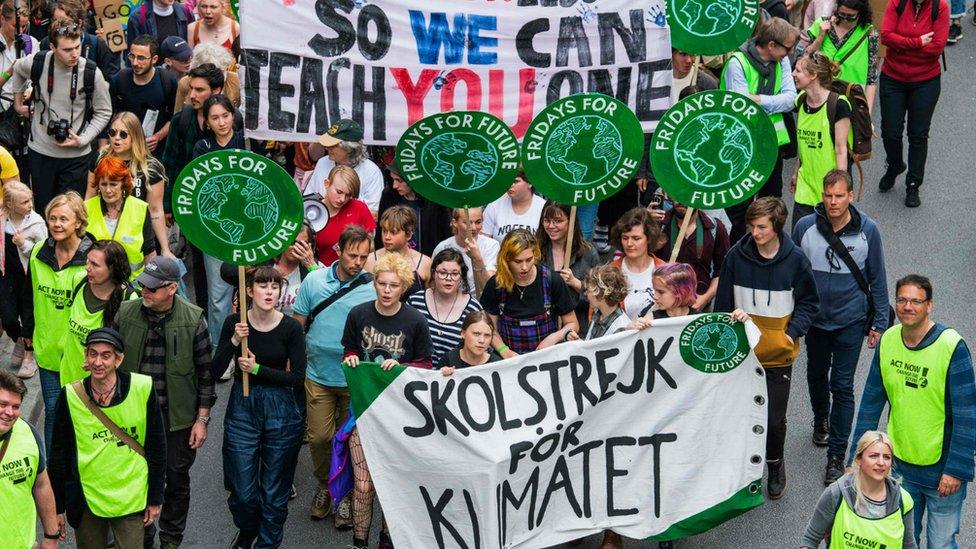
[834,10,859,22]
[127,53,152,62]
[434,270,462,281]
[143,283,173,294]
[52,24,79,36]
[108,128,129,139]
[895,297,928,306]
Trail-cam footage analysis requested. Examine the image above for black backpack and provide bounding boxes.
[112,68,177,124]
[29,51,97,135]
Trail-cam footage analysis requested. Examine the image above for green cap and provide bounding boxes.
[319,119,365,147]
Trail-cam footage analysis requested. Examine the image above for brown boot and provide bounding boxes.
[600,530,622,549]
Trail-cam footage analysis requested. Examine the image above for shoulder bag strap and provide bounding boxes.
[304,273,372,333]
[837,26,871,66]
[0,432,10,462]
[70,381,145,457]
[817,217,874,309]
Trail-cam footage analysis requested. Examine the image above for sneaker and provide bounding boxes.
[349,539,368,549]
[767,460,787,500]
[160,542,180,549]
[824,455,845,486]
[659,542,674,549]
[947,22,962,43]
[333,495,352,530]
[812,417,829,447]
[377,531,395,549]
[905,186,921,208]
[310,487,330,520]
[16,354,37,379]
[229,530,257,549]
[878,164,905,192]
[10,339,25,369]
[289,484,297,501]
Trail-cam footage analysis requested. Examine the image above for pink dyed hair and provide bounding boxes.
[654,263,698,308]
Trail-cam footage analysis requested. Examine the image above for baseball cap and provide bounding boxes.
[86,327,125,352]
[136,256,182,289]
[318,119,364,147]
[160,36,192,62]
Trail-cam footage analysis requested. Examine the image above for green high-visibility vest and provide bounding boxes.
[85,196,149,279]
[879,325,961,465]
[0,419,40,549]
[795,93,851,206]
[829,488,913,549]
[807,20,872,86]
[721,51,790,146]
[28,242,87,372]
[58,282,140,387]
[66,373,152,518]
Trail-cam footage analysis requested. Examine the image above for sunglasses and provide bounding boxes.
[142,283,173,294]
[52,23,79,35]
[108,128,129,139]
[834,10,859,22]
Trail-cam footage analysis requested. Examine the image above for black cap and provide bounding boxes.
[137,256,181,289]
[86,327,125,352]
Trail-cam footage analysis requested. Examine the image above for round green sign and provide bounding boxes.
[171,150,304,266]
[394,111,518,209]
[679,313,751,374]
[650,90,776,210]
[666,0,760,56]
[522,94,644,205]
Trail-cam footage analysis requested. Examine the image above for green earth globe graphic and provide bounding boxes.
[545,116,622,186]
[420,133,499,191]
[691,323,740,363]
[673,112,753,188]
[198,175,280,246]
[674,0,742,37]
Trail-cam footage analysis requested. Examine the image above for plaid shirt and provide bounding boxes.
[141,305,216,412]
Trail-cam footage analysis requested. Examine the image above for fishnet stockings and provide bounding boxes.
[349,428,375,539]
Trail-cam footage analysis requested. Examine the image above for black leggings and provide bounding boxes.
[764,365,793,463]
[879,72,941,187]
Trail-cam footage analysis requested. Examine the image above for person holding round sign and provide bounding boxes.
[789,52,851,225]
[537,201,599,335]
[610,208,666,320]
[58,240,138,386]
[86,156,155,279]
[213,266,307,549]
[804,0,880,110]
[720,18,801,238]
[801,431,916,549]
[479,229,579,358]
[313,165,376,267]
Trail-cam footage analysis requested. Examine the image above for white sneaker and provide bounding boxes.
[17,354,37,379]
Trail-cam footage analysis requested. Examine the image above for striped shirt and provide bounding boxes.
[140,306,216,412]
[406,290,483,369]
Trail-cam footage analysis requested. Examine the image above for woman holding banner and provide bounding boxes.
[480,229,578,358]
[800,431,915,549]
[537,201,600,335]
[214,266,307,549]
[611,208,666,320]
[342,253,433,549]
[85,156,155,279]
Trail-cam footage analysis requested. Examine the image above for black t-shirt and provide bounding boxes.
[442,348,502,370]
[479,266,576,320]
[652,307,700,319]
[192,131,246,158]
[155,13,180,44]
[341,301,433,365]
[110,69,178,133]
[88,154,166,202]
[213,313,308,393]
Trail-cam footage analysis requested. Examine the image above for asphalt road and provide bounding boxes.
[6,30,976,549]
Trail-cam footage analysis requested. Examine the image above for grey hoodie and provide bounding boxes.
[800,473,916,548]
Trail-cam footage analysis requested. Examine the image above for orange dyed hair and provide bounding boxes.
[93,155,134,196]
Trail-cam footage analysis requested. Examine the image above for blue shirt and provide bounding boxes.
[293,264,376,387]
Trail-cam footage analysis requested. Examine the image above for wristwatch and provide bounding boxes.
[44,532,60,540]
[196,415,211,425]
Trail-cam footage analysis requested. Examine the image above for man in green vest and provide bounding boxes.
[0,370,61,548]
[49,327,167,549]
[849,274,975,548]
[118,256,215,549]
[720,16,800,242]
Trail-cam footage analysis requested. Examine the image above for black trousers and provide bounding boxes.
[879,72,941,187]
[725,154,785,243]
[28,149,92,214]
[764,365,793,463]
[145,423,197,547]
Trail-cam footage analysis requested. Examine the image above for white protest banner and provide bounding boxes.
[239,0,673,145]
[344,314,767,547]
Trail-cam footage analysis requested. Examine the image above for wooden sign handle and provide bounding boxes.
[669,207,696,263]
[563,205,577,270]
[238,265,250,397]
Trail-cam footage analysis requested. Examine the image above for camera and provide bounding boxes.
[47,119,70,143]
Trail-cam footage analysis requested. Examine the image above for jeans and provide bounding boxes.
[805,325,865,458]
[305,379,350,488]
[576,203,599,241]
[75,508,144,549]
[879,73,941,187]
[764,365,792,462]
[223,382,304,549]
[949,0,965,18]
[144,424,197,546]
[202,253,233,347]
[901,477,967,549]
[38,367,61,455]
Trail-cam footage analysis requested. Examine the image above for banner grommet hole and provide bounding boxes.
[752,425,764,435]
[755,367,764,377]
[749,483,761,494]
[754,395,765,405]
[750,454,762,464]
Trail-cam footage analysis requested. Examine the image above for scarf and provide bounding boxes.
[740,40,777,96]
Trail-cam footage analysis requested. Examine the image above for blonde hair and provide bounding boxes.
[2,181,33,213]
[380,205,417,236]
[584,264,629,305]
[373,252,415,289]
[44,191,88,237]
[495,228,541,292]
[851,431,896,512]
[799,52,841,88]
[327,165,361,199]
[97,112,155,189]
